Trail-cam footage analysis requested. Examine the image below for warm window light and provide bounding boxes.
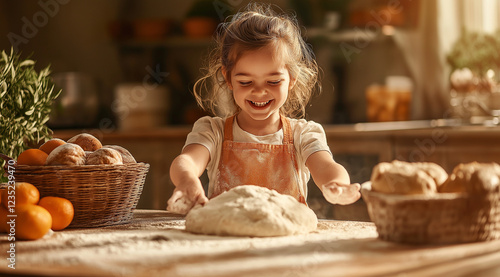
[482,0,497,33]
[462,0,499,33]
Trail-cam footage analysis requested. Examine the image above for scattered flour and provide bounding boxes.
[0,210,378,277]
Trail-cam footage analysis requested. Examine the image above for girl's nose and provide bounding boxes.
[252,85,266,95]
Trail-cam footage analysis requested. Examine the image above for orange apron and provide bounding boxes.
[212,114,306,204]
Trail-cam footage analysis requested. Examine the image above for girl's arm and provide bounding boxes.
[306,151,361,205]
[167,144,210,214]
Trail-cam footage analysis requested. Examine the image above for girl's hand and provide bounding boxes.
[168,144,210,215]
[167,181,208,215]
[322,182,361,205]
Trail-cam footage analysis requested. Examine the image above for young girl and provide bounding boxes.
[167,3,360,214]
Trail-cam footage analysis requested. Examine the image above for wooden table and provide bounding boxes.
[2,210,500,277]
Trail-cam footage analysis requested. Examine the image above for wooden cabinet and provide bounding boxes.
[326,125,500,172]
[392,127,500,172]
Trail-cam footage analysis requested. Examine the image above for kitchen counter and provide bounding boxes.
[52,120,500,141]
[2,209,500,277]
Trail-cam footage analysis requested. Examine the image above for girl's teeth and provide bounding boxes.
[251,100,270,107]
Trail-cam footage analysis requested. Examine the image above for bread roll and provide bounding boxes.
[45,143,86,166]
[370,160,442,195]
[67,133,102,151]
[84,151,93,162]
[103,145,136,163]
[412,162,449,190]
[439,162,500,194]
[85,148,123,165]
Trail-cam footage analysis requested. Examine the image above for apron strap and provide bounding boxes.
[223,114,293,145]
[223,115,236,141]
[280,115,293,145]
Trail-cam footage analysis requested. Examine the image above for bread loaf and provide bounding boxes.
[67,133,102,152]
[371,160,447,195]
[85,148,123,165]
[412,162,448,190]
[45,143,86,166]
[103,145,136,163]
[439,162,500,194]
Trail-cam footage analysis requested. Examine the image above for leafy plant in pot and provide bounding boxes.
[0,49,61,181]
[446,30,500,121]
[183,0,231,38]
[447,30,500,93]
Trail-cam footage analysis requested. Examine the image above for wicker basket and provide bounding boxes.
[10,162,149,228]
[361,182,500,244]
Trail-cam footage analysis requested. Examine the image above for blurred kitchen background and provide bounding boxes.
[1,0,499,219]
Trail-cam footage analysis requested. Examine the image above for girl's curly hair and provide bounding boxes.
[193,3,320,118]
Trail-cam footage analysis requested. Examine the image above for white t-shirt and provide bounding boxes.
[184,116,332,199]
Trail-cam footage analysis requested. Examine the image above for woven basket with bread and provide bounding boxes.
[2,133,149,228]
[361,160,500,244]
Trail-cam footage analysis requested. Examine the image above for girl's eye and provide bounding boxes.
[268,80,283,85]
[238,81,252,86]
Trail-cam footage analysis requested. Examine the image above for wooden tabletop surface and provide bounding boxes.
[1,209,500,277]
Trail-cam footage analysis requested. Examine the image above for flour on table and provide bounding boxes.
[185,185,318,237]
[5,209,378,277]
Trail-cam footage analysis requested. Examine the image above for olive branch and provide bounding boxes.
[0,48,61,181]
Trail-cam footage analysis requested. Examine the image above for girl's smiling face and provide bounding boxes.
[227,46,295,131]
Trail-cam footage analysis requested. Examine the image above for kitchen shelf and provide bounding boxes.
[305,27,379,42]
[115,28,380,49]
[114,36,214,49]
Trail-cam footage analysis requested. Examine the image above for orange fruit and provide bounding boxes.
[39,138,66,155]
[15,204,52,240]
[38,196,74,230]
[17,149,48,166]
[0,206,9,233]
[1,182,40,209]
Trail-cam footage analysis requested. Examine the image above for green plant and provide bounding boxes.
[0,48,61,180]
[447,30,500,77]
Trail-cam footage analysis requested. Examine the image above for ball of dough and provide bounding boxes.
[45,143,86,166]
[103,145,136,163]
[370,160,440,195]
[439,162,500,194]
[168,193,194,215]
[67,133,102,152]
[185,185,318,237]
[85,148,123,165]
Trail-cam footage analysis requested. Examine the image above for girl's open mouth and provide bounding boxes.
[249,100,272,108]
